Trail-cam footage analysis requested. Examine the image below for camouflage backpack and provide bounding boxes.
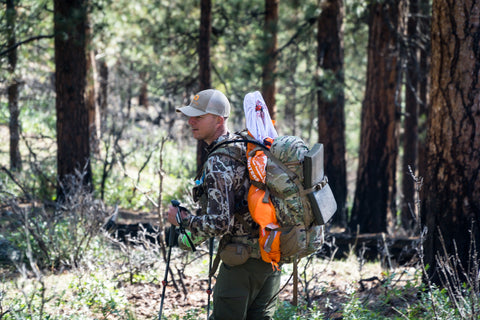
[213,132,337,263]
[259,135,334,263]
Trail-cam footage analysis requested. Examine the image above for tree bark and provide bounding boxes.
[199,0,211,91]
[196,0,212,174]
[417,0,431,184]
[262,0,278,120]
[7,0,22,171]
[422,0,480,286]
[401,0,420,232]
[97,57,109,129]
[54,0,92,199]
[349,0,401,234]
[316,0,347,228]
[85,13,100,154]
[138,71,149,108]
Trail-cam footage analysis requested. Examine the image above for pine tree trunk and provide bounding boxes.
[417,0,431,184]
[197,0,212,173]
[138,71,149,108]
[85,14,100,154]
[401,0,419,232]
[262,0,278,119]
[349,0,401,234]
[7,0,21,171]
[54,0,92,199]
[422,0,480,286]
[199,0,211,91]
[316,0,347,228]
[97,57,109,128]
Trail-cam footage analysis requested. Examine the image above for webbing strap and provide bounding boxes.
[250,180,266,190]
[303,176,329,195]
[209,254,222,278]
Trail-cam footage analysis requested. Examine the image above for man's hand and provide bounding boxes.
[167,200,196,252]
[167,204,188,226]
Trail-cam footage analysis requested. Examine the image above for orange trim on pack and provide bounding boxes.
[246,132,281,270]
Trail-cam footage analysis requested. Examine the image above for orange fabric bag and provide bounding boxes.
[246,135,281,270]
[243,91,280,270]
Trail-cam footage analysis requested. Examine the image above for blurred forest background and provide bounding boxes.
[1,0,480,319]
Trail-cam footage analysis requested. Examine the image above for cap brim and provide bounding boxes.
[176,105,208,117]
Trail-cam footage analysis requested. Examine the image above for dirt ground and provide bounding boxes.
[121,253,403,320]
[124,269,344,319]
[109,211,418,319]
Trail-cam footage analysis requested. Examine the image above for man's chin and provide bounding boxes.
[192,132,201,140]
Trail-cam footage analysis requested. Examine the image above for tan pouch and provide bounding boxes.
[280,224,307,257]
[219,243,251,267]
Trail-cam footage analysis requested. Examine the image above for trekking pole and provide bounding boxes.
[159,200,196,319]
[206,237,214,319]
[158,218,176,319]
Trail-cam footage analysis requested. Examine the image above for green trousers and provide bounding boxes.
[210,258,281,320]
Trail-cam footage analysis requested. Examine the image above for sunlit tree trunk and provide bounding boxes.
[262,0,278,119]
[422,0,480,286]
[85,13,100,154]
[349,0,401,234]
[86,49,99,153]
[54,0,92,199]
[7,0,22,171]
[316,0,347,228]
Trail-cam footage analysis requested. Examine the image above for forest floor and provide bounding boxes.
[98,211,421,319]
[4,252,413,319]
[0,208,422,320]
[121,255,418,319]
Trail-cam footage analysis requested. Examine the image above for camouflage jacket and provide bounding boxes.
[182,132,261,258]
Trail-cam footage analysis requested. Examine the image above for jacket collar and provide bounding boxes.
[206,132,232,152]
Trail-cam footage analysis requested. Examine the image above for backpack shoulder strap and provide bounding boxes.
[207,134,253,164]
[208,132,267,157]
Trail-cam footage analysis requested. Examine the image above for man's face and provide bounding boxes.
[187,113,222,144]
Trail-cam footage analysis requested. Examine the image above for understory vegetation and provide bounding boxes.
[0,198,476,320]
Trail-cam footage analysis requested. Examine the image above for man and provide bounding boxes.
[167,89,281,320]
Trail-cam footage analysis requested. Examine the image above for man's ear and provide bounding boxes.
[216,116,225,125]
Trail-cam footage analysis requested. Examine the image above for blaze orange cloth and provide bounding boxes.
[246,134,281,270]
